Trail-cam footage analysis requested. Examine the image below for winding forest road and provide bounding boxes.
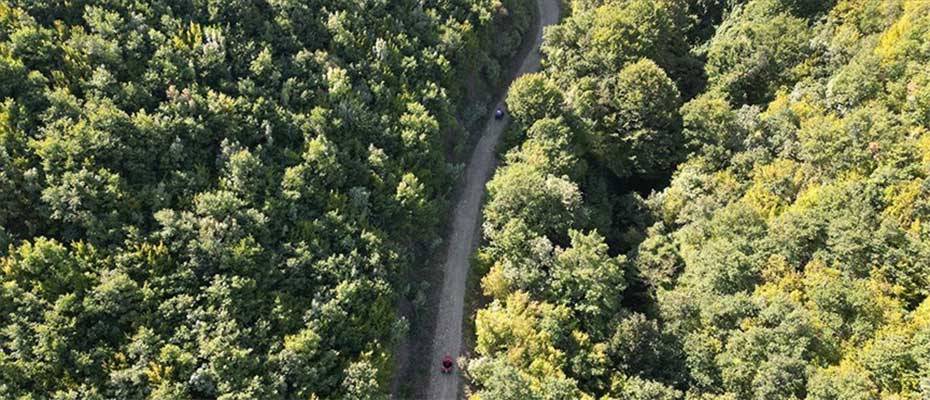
[425,0,560,398]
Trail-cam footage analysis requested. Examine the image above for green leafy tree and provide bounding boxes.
[550,230,626,336]
[484,162,583,243]
[704,0,811,104]
[584,58,683,178]
[507,73,565,125]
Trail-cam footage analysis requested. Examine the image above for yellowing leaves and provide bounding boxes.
[742,159,808,219]
[876,1,930,67]
[480,262,510,299]
[475,292,569,380]
[883,178,930,232]
[171,22,204,51]
[917,127,930,165]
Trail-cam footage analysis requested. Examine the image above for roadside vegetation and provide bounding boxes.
[0,0,532,398]
[469,0,930,399]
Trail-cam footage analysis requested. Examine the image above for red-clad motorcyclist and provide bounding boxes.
[441,355,454,373]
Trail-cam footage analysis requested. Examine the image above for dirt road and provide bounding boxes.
[425,0,560,398]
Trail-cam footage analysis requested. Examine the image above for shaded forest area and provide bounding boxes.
[469,0,930,399]
[0,0,533,398]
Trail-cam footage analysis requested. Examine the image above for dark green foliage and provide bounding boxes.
[585,58,683,178]
[704,0,812,105]
[0,0,535,397]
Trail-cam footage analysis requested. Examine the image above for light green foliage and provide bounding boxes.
[473,0,930,399]
[550,230,626,336]
[543,0,696,93]
[469,292,583,399]
[607,374,683,400]
[484,162,583,243]
[680,94,753,168]
[808,362,878,400]
[507,73,565,125]
[506,117,585,180]
[647,0,930,397]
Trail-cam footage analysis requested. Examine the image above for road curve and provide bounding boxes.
[425,0,561,398]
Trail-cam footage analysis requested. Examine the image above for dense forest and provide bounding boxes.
[4,0,930,399]
[0,0,533,398]
[469,0,930,399]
